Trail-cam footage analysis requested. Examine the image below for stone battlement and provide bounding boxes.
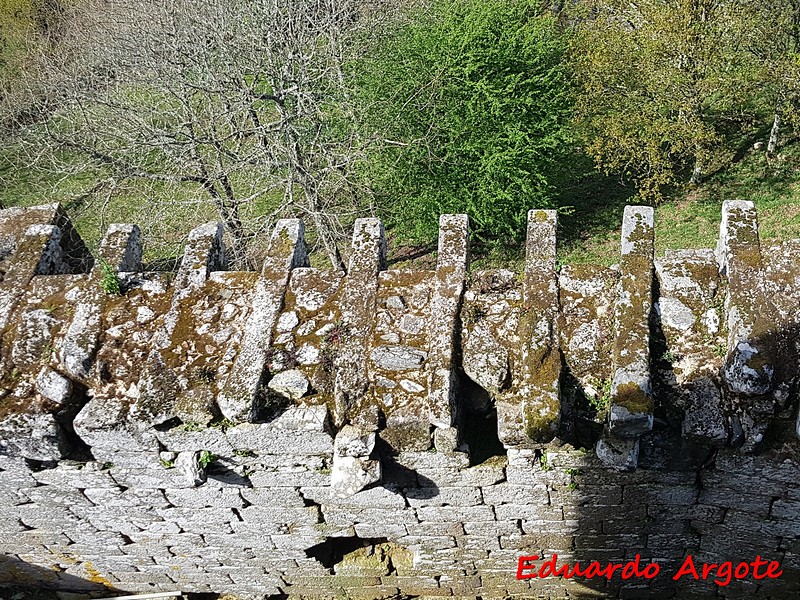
[0,202,798,598]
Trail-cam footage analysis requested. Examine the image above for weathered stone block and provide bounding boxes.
[331,455,381,497]
[268,368,310,400]
[609,206,655,440]
[499,210,562,447]
[596,431,639,471]
[427,214,469,429]
[218,219,307,422]
[405,486,482,508]
[716,200,779,451]
[333,218,385,427]
[221,419,333,457]
[334,424,376,457]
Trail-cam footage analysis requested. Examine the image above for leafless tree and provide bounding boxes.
[7,0,402,269]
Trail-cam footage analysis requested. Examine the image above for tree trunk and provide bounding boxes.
[768,102,783,155]
[196,171,250,270]
[690,161,703,184]
[277,104,347,273]
[310,209,346,273]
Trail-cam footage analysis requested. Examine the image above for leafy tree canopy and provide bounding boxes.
[569,0,768,201]
[355,0,572,247]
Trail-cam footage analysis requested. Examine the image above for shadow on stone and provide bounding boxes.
[305,536,389,570]
[0,554,112,595]
[459,376,505,466]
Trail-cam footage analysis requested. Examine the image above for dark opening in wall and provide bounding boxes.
[56,381,94,461]
[305,536,389,570]
[251,371,290,424]
[649,273,684,427]
[153,417,182,432]
[560,369,604,451]
[459,376,505,466]
[23,458,57,472]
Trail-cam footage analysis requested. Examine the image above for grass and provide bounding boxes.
[0,145,210,262]
[555,141,800,266]
[0,144,282,268]
[198,450,216,469]
[98,258,122,295]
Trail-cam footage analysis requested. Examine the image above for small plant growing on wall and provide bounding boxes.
[178,421,204,432]
[322,320,350,348]
[265,346,298,371]
[198,450,216,469]
[38,342,54,365]
[538,450,552,472]
[588,378,613,414]
[98,258,122,296]
[565,468,581,491]
[209,418,236,431]
[319,320,350,373]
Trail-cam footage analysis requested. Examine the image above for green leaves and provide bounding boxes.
[569,0,772,201]
[355,0,572,248]
[97,258,122,296]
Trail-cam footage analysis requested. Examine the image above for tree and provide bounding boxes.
[6,0,389,269]
[569,0,762,201]
[735,0,800,154]
[354,0,572,246]
[0,0,76,134]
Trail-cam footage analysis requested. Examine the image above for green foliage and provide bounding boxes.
[209,418,236,431]
[178,421,204,432]
[198,450,216,469]
[661,350,677,364]
[589,378,612,414]
[98,258,122,296]
[0,1,36,81]
[39,341,53,364]
[1,0,78,128]
[355,0,572,247]
[538,451,552,471]
[712,342,727,358]
[569,0,765,201]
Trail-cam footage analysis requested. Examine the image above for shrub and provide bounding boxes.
[355,0,572,247]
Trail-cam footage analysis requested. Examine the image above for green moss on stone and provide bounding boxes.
[613,381,654,414]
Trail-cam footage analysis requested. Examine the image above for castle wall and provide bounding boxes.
[0,202,797,599]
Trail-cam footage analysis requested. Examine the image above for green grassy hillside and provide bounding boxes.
[557,142,800,266]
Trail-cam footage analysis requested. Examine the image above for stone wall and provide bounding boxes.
[0,202,798,599]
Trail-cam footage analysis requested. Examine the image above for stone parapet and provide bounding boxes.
[0,203,798,598]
